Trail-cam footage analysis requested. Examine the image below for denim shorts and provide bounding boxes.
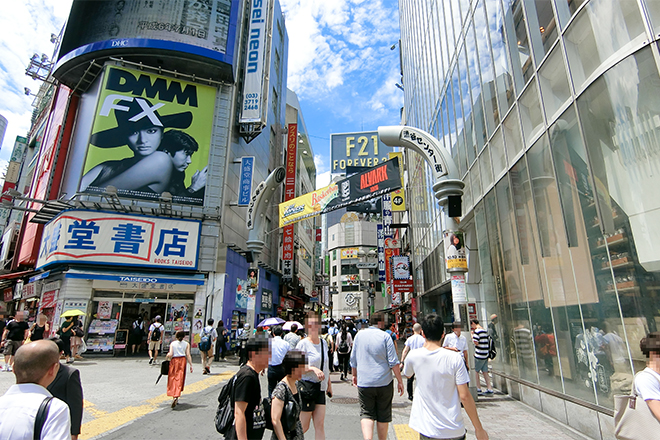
[474,357,489,373]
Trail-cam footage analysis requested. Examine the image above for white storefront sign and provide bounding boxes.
[239,0,271,124]
[36,210,200,270]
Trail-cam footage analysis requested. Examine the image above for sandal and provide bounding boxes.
[171,398,178,408]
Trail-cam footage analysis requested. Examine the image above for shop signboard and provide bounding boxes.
[3,288,13,302]
[392,256,410,280]
[382,193,393,237]
[388,152,406,211]
[451,274,467,303]
[279,158,402,227]
[444,230,467,272]
[282,124,297,280]
[330,131,395,173]
[21,282,39,300]
[356,262,378,269]
[61,300,89,328]
[392,288,401,306]
[36,210,201,271]
[377,224,385,282]
[58,0,238,68]
[340,275,360,286]
[393,279,414,293]
[238,156,255,206]
[239,0,272,125]
[40,289,59,310]
[340,248,359,259]
[78,65,216,205]
[261,289,273,310]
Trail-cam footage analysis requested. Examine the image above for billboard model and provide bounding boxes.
[58,0,237,67]
[79,65,216,205]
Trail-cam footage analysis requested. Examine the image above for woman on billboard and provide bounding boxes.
[80,98,193,194]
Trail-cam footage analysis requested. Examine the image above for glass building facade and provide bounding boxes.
[400,0,660,434]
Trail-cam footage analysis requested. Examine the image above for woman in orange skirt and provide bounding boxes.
[165,330,193,407]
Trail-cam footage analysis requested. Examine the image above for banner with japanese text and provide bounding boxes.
[282,124,297,280]
[36,210,200,270]
[79,65,216,205]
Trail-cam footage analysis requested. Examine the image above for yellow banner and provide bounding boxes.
[278,183,339,228]
[389,152,406,211]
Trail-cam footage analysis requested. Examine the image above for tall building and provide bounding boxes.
[0,0,292,353]
[0,114,7,148]
[399,1,660,438]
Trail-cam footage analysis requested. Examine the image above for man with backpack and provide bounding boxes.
[130,316,144,355]
[199,318,218,374]
[148,316,164,365]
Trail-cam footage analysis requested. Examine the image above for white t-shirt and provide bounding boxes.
[443,332,467,353]
[296,338,330,391]
[149,323,164,339]
[0,384,71,440]
[170,339,189,358]
[200,325,218,340]
[405,334,425,351]
[403,347,469,439]
[635,368,660,401]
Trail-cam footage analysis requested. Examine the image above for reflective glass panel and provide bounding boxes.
[519,78,544,146]
[480,145,494,189]
[525,0,558,64]
[487,0,516,114]
[554,0,587,29]
[563,0,645,90]
[474,0,500,134]
[538,45,571,121]
[490,127,507,179]
[503,104,524,161]
[502,0,533,89]
[466,20,488,154]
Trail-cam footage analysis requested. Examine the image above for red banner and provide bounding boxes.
[316,228,322,242]
[3,288,13,302]
[282,124,297,278]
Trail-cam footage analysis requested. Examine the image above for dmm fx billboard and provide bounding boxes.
[79,66,216,205]
[36,210,201,271]
[279,157,402,227]
[331,131,395,172]
[240,0,272,125]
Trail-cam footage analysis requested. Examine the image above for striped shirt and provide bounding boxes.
[472,328,490,359]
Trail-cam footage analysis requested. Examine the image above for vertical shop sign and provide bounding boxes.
[282,123,297,280]
[238,156,255,206]
[382,193,393,237]
[377,224,386,282]
[239,0,271,124]
[389,152,406,211]
[451,274,467,303]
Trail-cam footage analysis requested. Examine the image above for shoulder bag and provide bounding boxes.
[297,339,325,401]
[33,396,54,440]
[614,371,660,440]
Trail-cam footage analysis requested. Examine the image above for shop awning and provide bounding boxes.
[0,270,38,280]
[64,269,206,285]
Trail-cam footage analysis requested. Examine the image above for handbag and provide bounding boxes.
[160,360,170,376]
[74,326,84,337]
[333,351,339,367]
[298,339,325,401]
[614,371,660,440]
[263,382,298,432]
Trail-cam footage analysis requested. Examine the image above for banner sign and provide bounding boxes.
[451,274,467,303]
[340,248,359,259]
[393,279,414,293]
[389,152,406,211]
[247,268,259,290]
[279,158,402,227]
[377,224,385,282]
[444,230,468,272]
[36,210,201,270]
[79,65,216,205]
[238,157,255,206]
[392,255,410,280]
[382,193,393,237]
[239,0,271,124]
[281,123,297,280]
[330,131,395,172]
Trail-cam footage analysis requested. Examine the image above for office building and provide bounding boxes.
[399,0,660,437]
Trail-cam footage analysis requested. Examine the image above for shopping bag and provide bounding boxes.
[333,351,339,367]
[613,372,660,439]
[79,339,87,354]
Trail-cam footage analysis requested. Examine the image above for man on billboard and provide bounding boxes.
[158,130,207,198]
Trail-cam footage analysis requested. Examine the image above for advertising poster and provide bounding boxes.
[36,210,201,271]
[279,158,402,227]
[444,231,468,272]
[59,0,236,65]
[235,278,253,309]
[247,268,259,290]
[340,248,359,259]
[392,256,410,280]
[79,65,216,205]
[60,300,88,328]
[169,303,189,322]
[97,301,112,319]
[345,166,382,214]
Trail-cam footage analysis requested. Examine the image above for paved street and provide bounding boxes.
[0,353,594,439]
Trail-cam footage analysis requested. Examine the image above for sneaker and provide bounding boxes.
[206,367,211,374]
[7,365,12,372]
[202,369,208,375]
[149,358,153,365]
[477,389,484,395]
[485,390,494,395]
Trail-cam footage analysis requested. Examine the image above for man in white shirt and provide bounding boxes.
[267,325,290,397]
[148,315,164,365]
[0,339,71,440]
[443,322,469,368]
[199,318,218,375]
[403,314,488,440]
[400,323,425,401]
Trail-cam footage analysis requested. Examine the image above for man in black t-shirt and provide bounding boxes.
[2,312,30,372]
[226,335,270,440]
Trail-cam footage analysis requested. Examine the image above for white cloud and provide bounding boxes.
[315,170,332,190]
[0,0,72,161]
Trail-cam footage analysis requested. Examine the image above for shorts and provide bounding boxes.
[474,357,489,373]
[148,340,161,351]
[3,340,22,356]
[300,383,326,412]
[358,381,394,423]
[420,433,466,440]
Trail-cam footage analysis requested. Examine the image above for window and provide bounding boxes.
[332,266,337,276]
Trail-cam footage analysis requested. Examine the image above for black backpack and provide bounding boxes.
[151,324,162,341]
[488,335,497,360]
[215,376,237,434]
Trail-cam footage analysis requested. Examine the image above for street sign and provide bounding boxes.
[356,262,378,269]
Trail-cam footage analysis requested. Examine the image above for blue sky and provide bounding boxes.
[0,0,402,189]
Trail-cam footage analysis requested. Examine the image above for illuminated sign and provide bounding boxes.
[330,132,395,172]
